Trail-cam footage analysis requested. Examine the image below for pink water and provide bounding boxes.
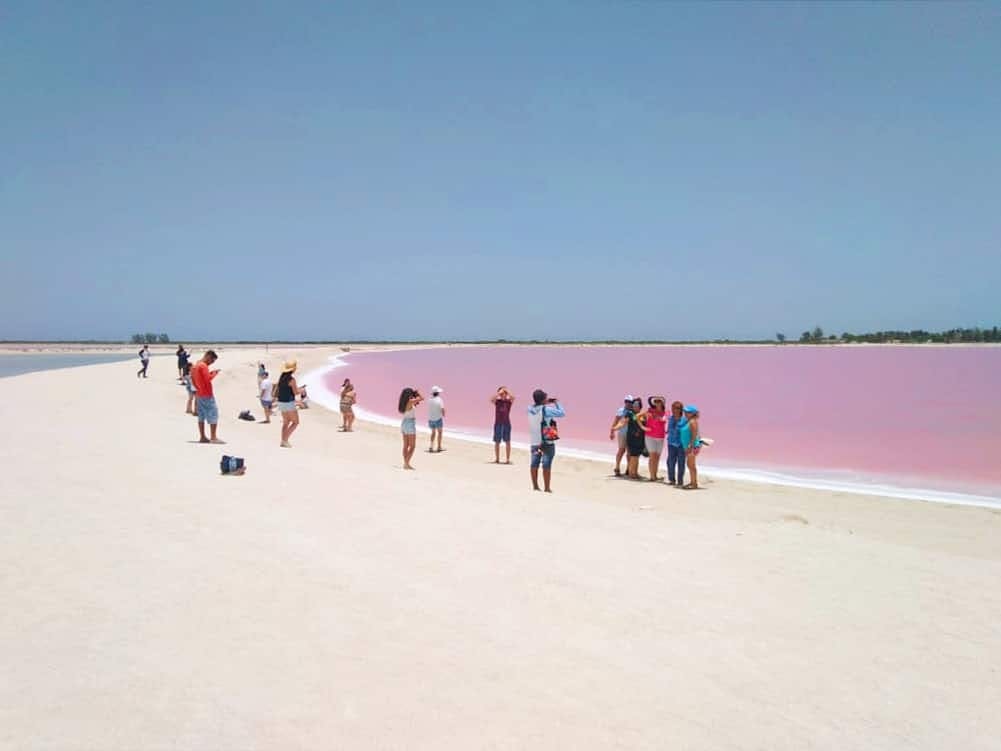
[322,346,1001,499]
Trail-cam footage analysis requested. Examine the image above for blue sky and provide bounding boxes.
[2,1,999,341]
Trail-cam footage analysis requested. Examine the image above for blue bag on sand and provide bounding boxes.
[220,455,245,475]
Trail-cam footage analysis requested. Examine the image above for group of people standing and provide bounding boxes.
[609,397,702,489]
[159,350,705,493]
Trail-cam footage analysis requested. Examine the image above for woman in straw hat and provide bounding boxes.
[276,360,304,447]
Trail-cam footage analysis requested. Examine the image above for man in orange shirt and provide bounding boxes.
[190,350,223,443]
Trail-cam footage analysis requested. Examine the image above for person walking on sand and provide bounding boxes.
[137,344,150,378]
[277,360,303,447]
[680,405,701,489]
[609,395,634,476]
[191,350,223,443]
[490,386,515,464]
[176,345,189,381]
[528,389,565,493]
[398,387,423,469]
[640,396,668,482]
[258,370,273,423]
[339,378,356,431]
[427,386,445,453]
[666,401,686,487]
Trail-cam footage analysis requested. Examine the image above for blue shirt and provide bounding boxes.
[615,406,629,435]
[668,415,685,447]
[527,402,566,446]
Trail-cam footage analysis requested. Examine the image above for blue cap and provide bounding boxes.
[683,404,699,414]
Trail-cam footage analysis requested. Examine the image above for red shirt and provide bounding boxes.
[645,409,667,439]
[190,361,217,398]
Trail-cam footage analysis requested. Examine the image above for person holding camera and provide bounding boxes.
[398,387,424,470]
[490,386,515,464]
[527,389,565,493]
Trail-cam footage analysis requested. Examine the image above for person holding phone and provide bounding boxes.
[190,350,223,444]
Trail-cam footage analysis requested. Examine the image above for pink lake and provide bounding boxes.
[319,346,1001,501]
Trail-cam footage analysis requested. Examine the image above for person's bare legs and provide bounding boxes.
[197,420,208,443]
[209,423,222,443]
[542,468,552,492]
[627,455,640,479]
[530,465,540,490]
[186,394,195,414]
[280,411,298,446]
[347,411,355,431]
[494,441,501,463]
[286,412,299,443]
[429,428,438,452]
[436,427,443,452]
[684,453,698,489]
[403,434,416,468]
[505,440,511,463]
[614,445,626,475]
[648,452,661,481]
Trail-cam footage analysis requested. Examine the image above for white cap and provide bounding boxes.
[623,394,634,402]
[431,385,442,394]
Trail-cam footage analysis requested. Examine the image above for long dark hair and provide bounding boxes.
[278,371,294,388]
[398,387,416,414]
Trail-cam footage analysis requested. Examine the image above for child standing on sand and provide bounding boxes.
[183,362,196,415]
[258,370,273,423]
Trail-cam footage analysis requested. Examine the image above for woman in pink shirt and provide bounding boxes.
[639,395,668,482]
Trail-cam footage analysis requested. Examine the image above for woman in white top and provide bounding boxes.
[397,387,423,470]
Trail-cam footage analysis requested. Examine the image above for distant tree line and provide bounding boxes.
[774,326,1000,344]
[131,333,171,344]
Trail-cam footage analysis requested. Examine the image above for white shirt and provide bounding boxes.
[428,395,444,421]
[259,379,272,400]
[140,348,150,362]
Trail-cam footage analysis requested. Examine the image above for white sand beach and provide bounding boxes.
[2,346,1000,750]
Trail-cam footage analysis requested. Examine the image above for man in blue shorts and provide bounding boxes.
[527,388,565,493]
[490,386,515,464]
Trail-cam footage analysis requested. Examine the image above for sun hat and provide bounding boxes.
[282,360,297,373]
[683,404,699,414]
[431,385,442,394]
[649,395,666,406]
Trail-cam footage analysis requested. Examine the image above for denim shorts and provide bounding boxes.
[530,443,555,469]
[401,417,417,435]
[493,423,512,443]
[260,399,273,409]
[196,396,218,424]
[277,401,296,413]
[428,418,443,430]
[645,437,664,454]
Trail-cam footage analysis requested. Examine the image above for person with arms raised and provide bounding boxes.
[527,389,565,493]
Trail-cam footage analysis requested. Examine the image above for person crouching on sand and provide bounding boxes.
[609,394,634,476]
[398,387,423,469]
[277,360,303,447]
[681,405,701,489]
[528,389,565,492]
[641,396,667,482]
[666,401,686,487]
[491,386,515,464]
[339,378,356,431]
